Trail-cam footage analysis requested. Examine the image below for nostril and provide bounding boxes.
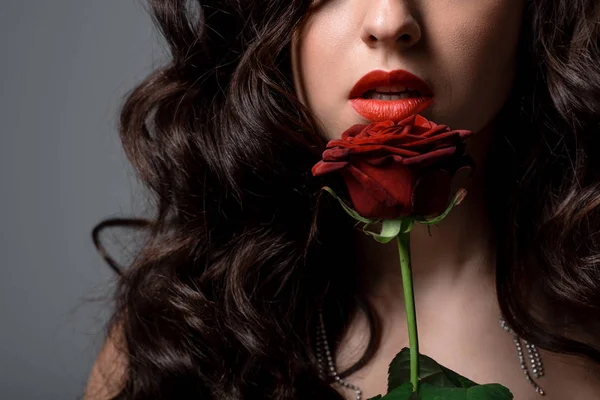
[399,33,411,42]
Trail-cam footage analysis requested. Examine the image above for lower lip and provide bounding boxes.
[349,96,435,122]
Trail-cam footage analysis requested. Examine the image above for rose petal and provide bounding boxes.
[350,128,410,144]
[311,160,349,176]
[397,114,418,127]
[402,147,457,166]
[401,130,467,147]
[421,124,450,137]
[458,130,474,140]
[322,148,351,161]
[364,155,395,165]
[365,121,395,137]
[343,145,420,157]
[412,114,430,127]
[348,161,415,217]
[340,124,369,141]
[411,169,453,217]
[342,167,392,219]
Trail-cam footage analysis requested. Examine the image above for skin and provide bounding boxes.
[292,0,524,141]
[292,1,600,399]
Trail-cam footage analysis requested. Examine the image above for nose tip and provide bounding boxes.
[363,30,420,47]
[360,3,421,49]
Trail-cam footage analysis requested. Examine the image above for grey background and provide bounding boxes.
[1,1,163,398]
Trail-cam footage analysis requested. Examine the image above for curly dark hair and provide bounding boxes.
[90,0,600,398]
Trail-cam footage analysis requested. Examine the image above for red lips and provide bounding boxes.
[349,69,435,122]
[349,69,433,99]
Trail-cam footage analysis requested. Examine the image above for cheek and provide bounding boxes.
[298,5,357,91]
[293,14,358,138]
[428,3,524,132]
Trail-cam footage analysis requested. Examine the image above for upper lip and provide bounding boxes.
[349,69,433,99]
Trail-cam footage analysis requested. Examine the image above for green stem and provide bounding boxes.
[397,232,419,392]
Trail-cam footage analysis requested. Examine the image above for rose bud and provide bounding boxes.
[312,114,474,220]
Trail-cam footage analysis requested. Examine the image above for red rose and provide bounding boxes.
[311,114,473,220]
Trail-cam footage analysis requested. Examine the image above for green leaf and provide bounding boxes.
[418,384,465,399]
[384,349,513,399]
[417,382,513,399]
[465,384,513,399]
[467,383,514,400]
[435,365,479,389]
[370,383,512,400]
[388,348,478,392]
[377,383,415,400]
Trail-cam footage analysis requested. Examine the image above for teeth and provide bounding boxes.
[363,90,422,100]
[374,86,408,93]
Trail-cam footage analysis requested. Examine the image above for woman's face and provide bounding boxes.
[291,0,526,140]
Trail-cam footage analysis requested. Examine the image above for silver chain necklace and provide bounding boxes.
[315,307,545,399]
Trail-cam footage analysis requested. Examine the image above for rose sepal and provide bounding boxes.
[415,189,467,226]
[321,186,414,243]
[321,186,467,242]
[363,219,414,244]
[321,186,374,224]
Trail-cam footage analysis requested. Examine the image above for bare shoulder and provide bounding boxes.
[84,322,128,400]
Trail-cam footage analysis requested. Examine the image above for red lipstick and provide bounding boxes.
[349,69,434,122]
